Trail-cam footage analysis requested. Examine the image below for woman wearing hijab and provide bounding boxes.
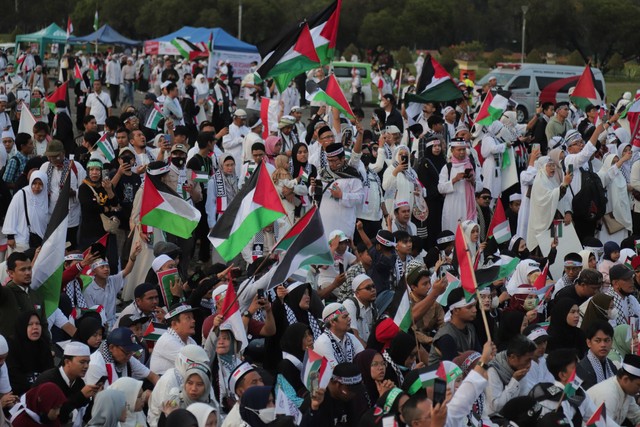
[354,349,395,406]
[151,134,171,161]
[546,298,587,357]
[267,282,323,371]
[264,135,282,166]
[382,145,424,214]
[506,259,541,295]
[187,402,217,427]
[210,326,243,422]
[239,386,277,427]
[496,310,528,352]
[289,142,318,216]
[609,324,634,368]
[10,382,66,427]
[459,219,486,269]
[382,331,419,386]
[162,363,213,425]
[73,315,104,353]
[278,323,314,401]
[617,141,633,183]
[207,153,238,223]
[165,409,199,427]
[579,249,597,270]
[357,387,409,427]
[2,170,49,252]
[526,156,573,251]
[87,388,128,427]
[599,241,621,288]
[110,377,146,427]
[6,311,54,395]
[416,137,446,248]
[580,293,614,332]
[598,152,633,245]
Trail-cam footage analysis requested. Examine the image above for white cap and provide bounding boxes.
[509,194,522,202]
[329,230,349,242]
[385,125,401,134]
[151,254,173,272]
[394,200,410,210]
[322,303,346,322]
[228,362,255,393]
[211,284,228,302]
[63,341,91,356]
[442,106,455,116]
[233,109,247,118]
[160,80,172,90]
[0,95,7,102]
[352,274,372,293]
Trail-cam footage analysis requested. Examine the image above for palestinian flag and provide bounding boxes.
[143,322,168,341]
[455,223,478,293]
[564,369,583,398]
[273,206,318,252]
[219,280,248,351]
[209,162,286,262]
[475,257,520,286]
[266,207,333,288]
[392,286,412,332]
[436,272,460,306]
[81,233,109,274]
[66,16,73,38]
[302,348,332,391]
[145,103,164,130]
[32,173,70,317]
[570,65,601,111]
[95,132,115,161]
[140,172,202,239]
[190,170,209,183]
[405,54,462,123]
[70,304,103,320]
[257,22,321,92]
[306,74,355,119]
[170,37,207,60]
[73,62,83,82]
[586,402,606,427]
[307,0,342,65]
[622,99,640,144]
[45,81,68,111]
[533,261,549,290]
[475,91,509,126]
[93,10,99,31]
[487,198,511,244]
[419,362,448,387]
[260,97,279,139]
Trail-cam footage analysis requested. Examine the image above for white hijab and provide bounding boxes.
[526,156,564,250]
[194,74,209,99]
[598,153,632,231]
[2,171,49,240]
[461,219,481,266]
[506,259,540,295]
[187,402,217,427]
[110,377,144,427]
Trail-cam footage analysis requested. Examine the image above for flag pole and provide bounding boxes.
[403,272,424,365]
[475,288,492,343]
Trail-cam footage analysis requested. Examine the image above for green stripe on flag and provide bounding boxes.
[501,149,511,170]
[214,209,284,261]
[142,207,200,239]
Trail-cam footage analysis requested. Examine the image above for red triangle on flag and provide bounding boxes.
[572,65,598,100]
[319,0,342,49]
[325,74,355,118]
[294,23,321,63]
[253,162,288,215]
[220,281,239,321]
[140,175,164,219]
[436,362,447,380]
[45,81,68,105]
[430,55,453,80]
[586,402,605,425]
[455,223,478,294]
[487,197,507,238]
[533,261,549,290]
[474,91,494,125]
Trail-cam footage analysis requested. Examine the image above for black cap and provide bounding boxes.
[610,264,634,282]
[144,92,157,101]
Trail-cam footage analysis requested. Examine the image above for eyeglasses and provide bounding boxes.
[358,285,375,292]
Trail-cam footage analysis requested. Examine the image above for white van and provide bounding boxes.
[332,61,373,106]
[477,63,606,123]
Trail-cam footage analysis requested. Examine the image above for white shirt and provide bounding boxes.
[313,330,364,368]
[147,367,181,427]
[318,175,364,240]
[564,140,597,197]
[40,161,86,228]
[85,349,150,387]
[343,297,374,343]
[106,60,122,85]
[82,272,125,327]
[222,123,250,177]
[486,365,527,413]
[85,91,112,124]
[587,376,637,425]
[149,329,196,375]
[318,252,357,297]
[0,363,10,394]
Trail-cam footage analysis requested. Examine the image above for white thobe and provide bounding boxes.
[480,135,507,199]
[587,376,636,425]
[564,140,597,199]
[438,163,482,233]
[222,123,249,176]
[40,161,86,228]
[516,165,537,239]
[319,175,364,240]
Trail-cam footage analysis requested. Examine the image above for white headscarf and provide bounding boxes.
[87,389,127,427]
[461,220,482,267]
[598,153,632,232]
[579,249,594,271]
[2,171,49,241]
[526,156,565,250]
[110,377,144,427]
[187,402,217,427]
[506,259,540,295]
[194,74,209,98]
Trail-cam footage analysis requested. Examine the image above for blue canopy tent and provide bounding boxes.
[145,27,258,54]
[68,25,140,46]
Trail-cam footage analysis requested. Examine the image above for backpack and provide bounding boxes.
[347,296,378,338]
[569,160,607,221]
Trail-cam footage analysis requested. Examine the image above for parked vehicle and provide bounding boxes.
[332,61,373,106]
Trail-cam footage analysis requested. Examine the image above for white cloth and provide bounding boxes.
[2,171,49,245]
[149,329,197,375]
[480,134,507,199]
[486,366,527,414]
[106,60,123,85]
[343,297,374,343]
[85,350,150,386]
[516,166,537,239]
[110,377,147,427]
[318,251,357,298]
[598,153,632,233]
[40,161,86,228]
[444,370,489,427]
[147,368,181,427]
[564,140,597,197]
[242,132,263,163]
[222,123,250,177]
[587,376,638,425]
[382,146,418,212]
[83,272,125,327]
[318,175,364,240]
[438,163,482,234]
[0,364,10,394]
[85,91,112,125]
[313,330,364,368]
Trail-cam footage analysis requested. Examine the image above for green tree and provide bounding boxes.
[525,48,544,64]
[438,48,456,73]
[566,50,585,66]
[342,43,361,61]
[395,46,412,68]
[486,49,508,68]
[607,52,624,75]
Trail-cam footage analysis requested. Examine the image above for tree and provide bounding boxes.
[486,49,508,68]
[342,43,361,62]
[607,52,624,75]
[566,50,584,66]
[395,47,412,69]
[438,48,456,73]
[525,48,544,64]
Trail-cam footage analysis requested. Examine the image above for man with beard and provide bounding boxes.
[318,142,364,240]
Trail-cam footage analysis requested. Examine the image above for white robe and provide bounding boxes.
[480,134,506,199]
[222,123,249,176]
[597,154,632,245]
[516,165,537,239]
[39,161,86,228]
[587,376,637,426]
[438,163,482,233]
[319,174,364,239]
[2,171,49,246]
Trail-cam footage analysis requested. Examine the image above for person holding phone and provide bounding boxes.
[383,145,423,220]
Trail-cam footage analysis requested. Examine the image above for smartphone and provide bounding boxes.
[400,154,409,164]
[464,168,473,178]
[338,263,344,274]
[532,143,540,151]
[568,164,574,174]
[96,375,108,387]
[438,268,447,280]
[257,289,265,300]
[433,378,447,405]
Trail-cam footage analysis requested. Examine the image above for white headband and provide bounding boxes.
[622,363,640,377]
[527,328,548,342]
[449,298,476,310]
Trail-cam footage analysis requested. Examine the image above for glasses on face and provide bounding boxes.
[358,285,375,292]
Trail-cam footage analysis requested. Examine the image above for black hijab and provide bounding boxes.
[73,315,104,352]
[285,283,323,320]
[290,142,317,181]
[354,349,381,405]
[547,297,587,356]
[280,323,310,361]
[240,386,273,427]
[496,311,525,352]
[165,408,198,427]
[358,387,408,427]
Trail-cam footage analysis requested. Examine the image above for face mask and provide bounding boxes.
[518,249,530,259]
[255,407,276,424]
[171,157,185,168]
[379,101,386,108]
[523,298,538,311]
[491,296,500,309]
[608,308,619,320]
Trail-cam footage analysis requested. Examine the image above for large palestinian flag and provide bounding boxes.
[257,22,321,92]
[273,206,318,252]
[474,91,509,126]
[266,207,333,288]
[305,74,354,119]
[45,81,68,111]
[570,65,601,111]
[170,37,208,60]
[140,173,201,239]
[32,173,70,318]
[307,0,342,65]
[209,162,286,262]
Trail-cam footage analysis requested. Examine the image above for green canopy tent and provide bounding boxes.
[15,23,68,58]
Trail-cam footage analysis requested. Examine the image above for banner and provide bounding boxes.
[207,49,261,80]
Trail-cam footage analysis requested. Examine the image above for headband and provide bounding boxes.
[461,353,481,373]
[91,259,109,270]
[86,160,103,170]
[332,374,362,385]
[436,235,455,245]
[326,146,344,157]
[527,327,548,342]
[383,388,403,414]
[449,140,467,148]
[323,308,346,323]
[425,140,440,149]
[166,304,194,320]
[228,362,255,392]
[65,254,84,262]
[514,286,537,295]
[622,363,640,377]
[376,234,396,247]
[449,298,476,310]
[564,260,583,267]
[148,164,171,175]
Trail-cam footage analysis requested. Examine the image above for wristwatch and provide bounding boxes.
[242,310,253,318]
[477,361,490,370]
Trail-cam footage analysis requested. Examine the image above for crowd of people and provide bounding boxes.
[2,46,640,427]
